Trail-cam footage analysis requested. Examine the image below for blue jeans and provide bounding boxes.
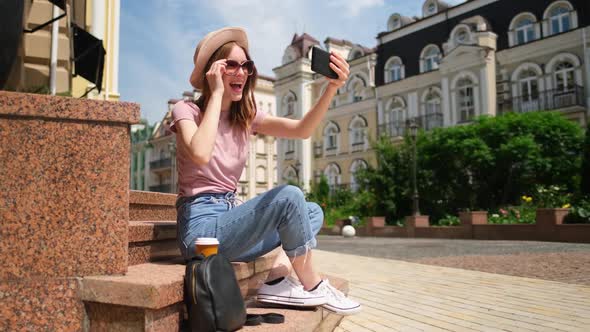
[175,185,324,262]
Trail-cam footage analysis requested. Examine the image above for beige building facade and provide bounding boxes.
[273,0,589,193]
[5,0,120,101]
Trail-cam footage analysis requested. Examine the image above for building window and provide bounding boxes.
[385,57,404,83]
[349,116,368,152]
[384,98,405,137]
[424,2,437,16]
[282,91,297,116]
[519,70,539,101]
[457,78,475,122]
[421,45,441,73]
[350,159,368,192]
[256,166,266,183]
[323,122,340,155]
[348,76,366,102]
[516,18,536,45]
[324,163,341,190]
[424,90,442,130]
[282,166,298,183]
[549,5,571,35]
[454,28,470,45]
[554,61,575,91]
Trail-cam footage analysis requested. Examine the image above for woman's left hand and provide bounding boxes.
[327,52,350,89]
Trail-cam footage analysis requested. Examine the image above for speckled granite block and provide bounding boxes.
[85,302,183,332]
[1,92,138,279]
[129,190,177,222]
[0,91,139,331]
[0,278,85,332]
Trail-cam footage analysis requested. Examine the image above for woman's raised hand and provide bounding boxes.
[206,59,227,95]
[327,52,350,89]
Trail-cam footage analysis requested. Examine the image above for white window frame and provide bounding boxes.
[421,45,441,73]
[323,122,340,156]
[348,116,368,152]
[385,98,406,137]
[282,91,297,117]
[324,163,341,190]
[349,159,368,192]
[457,79,475,122]
[543,1,577,37]
[554,62,575,92]
[385,57,404,83]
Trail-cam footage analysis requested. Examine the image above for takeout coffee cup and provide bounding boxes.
[195,238,219,257]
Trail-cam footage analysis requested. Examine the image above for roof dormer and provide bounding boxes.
[387,13,416,31]
[422,0,450,17]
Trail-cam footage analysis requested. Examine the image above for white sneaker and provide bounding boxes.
[310,279,362,315]
[257,276,327,307]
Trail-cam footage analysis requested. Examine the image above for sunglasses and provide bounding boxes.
[225,59,255,76]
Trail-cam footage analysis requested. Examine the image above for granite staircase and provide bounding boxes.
[79,190,347,331]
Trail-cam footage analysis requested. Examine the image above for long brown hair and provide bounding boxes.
[195,42,258,131]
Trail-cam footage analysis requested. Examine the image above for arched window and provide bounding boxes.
[384,97,406,137]
[350,159,368,192]
[324,163,341,189]
[281,91,297,116]
[385,57,404,83]
[323,122,340,155]
[424,90,442,130]
[519,70,539,101]
[514,16,537,45]
[544,1,577,36]
[388,14,402,31]
[454,27,470,45]
[256,166,266,183]
[423,1,438,17]
[349,116,368,152]
[282,166,298,183]
[421,45,441,73]
[554,61,575,92]
[347,75,366,102]
[457,78,475,122]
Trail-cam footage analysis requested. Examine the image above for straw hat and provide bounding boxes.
[189,27,249,90]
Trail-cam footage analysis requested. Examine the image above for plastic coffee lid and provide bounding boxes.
[195,237,219,245]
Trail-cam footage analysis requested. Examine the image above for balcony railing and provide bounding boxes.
[378,113,443,138]
[413,112,444,131]
[149,184,171,193]
[350,141,366,153]
[150,158,171,170]
[378,121,406,138]
[498,86,585,114]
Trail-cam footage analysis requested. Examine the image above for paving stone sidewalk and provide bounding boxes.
[313,250,590,332]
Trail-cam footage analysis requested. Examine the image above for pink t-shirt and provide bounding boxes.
[169,100,267,197]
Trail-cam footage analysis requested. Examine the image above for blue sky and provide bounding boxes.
[120,0,464,125]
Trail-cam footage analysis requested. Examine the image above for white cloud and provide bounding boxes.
[328,0,385,17]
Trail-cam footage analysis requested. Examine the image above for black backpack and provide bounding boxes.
[184,254,284,332]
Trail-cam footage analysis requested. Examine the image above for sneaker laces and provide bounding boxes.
[322,280,346,301]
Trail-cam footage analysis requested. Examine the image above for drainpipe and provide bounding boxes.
[583,27,590,117]
[49,4,59,95]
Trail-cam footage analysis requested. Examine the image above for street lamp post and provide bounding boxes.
[409,120,420,216]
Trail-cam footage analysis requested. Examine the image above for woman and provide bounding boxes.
[170,27,360,315]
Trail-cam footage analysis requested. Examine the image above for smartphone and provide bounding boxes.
[311,46,339,79]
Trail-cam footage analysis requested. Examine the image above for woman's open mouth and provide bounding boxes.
[230,82,243,93]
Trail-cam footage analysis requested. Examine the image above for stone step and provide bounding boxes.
[130,190,177,222]
[241,277,348,332]
[81,248,348,331]
[81,249,280,331]
[128,220,180,266]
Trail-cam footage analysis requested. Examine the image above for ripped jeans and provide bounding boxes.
[175,185,324,262]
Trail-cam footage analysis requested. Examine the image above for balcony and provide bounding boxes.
[150,158,171,171]
[149,184,171,193]
[413,112,444,131]
[498,86,585,114]
[378,121,406,138]
[378,113,443,138]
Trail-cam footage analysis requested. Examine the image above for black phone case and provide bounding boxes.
[311,47,339,79]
